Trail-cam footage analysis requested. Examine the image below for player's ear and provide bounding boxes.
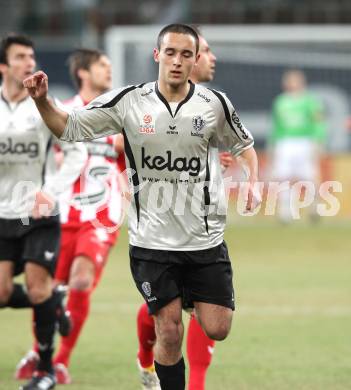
[0,63,7,74]
[195,53,200,64]
[153,48,160,63]
[77,68,88,82]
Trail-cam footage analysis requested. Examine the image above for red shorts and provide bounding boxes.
[54,223,117,287]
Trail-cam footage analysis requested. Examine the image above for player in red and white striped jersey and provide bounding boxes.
[16,48,126,385]
[59,93,125,233]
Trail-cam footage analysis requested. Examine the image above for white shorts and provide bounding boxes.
[271,138,318,181]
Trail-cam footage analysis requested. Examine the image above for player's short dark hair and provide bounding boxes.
[0,34,34,65]
[157,24,199,54]
[67,48,104,90]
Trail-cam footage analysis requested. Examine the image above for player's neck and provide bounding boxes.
[1,79,28,103]
[79,86,105,104]
[157,79,190,102]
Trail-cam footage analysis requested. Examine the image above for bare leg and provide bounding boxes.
[153,297,186,390]
[194,302,233,341]
[154,297,183,365]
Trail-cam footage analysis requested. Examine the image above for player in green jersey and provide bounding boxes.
[269,69,326,222]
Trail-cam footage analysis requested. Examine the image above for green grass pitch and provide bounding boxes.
[1,221,350,389]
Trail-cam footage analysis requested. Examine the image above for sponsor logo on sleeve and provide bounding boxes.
[231,110,249,139]
[141,88,153,97]
[197,92,211,103]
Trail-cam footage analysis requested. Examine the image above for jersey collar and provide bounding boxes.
[0,88,29,111]
[155,80,195,118]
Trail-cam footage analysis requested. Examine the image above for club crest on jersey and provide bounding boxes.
[191,116,205,138]
[141,282,151,297]
[139,114,155,134]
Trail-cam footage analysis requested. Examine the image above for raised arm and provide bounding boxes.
[24,71,124,142]
[23,71,68,138]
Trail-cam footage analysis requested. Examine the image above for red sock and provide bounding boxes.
[187,315,215,390]
[137,303,156,368]
[54,289,90,367]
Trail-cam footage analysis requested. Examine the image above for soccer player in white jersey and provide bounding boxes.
[24,24,260,390]
[135,29,234,390]
[16,48,126,385]
[0,34,86,390]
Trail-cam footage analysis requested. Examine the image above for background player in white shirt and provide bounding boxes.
[135,29,234,390]
[16,48,126,385]
[24,24,260,390]
[0,34,86,390]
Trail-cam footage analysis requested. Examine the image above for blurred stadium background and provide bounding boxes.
[1,1,350,389]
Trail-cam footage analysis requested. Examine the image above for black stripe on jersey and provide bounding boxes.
[87,83,145,110]
[155,82,173,116]
[41,136,53,186]
[208,88,241,140]
[122,128,140,225]
[174,81,195,116]
[203,144,211,234]
[155,81,195,118]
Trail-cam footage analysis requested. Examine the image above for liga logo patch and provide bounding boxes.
[139,114,155,134]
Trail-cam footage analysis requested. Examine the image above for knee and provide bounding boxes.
[205,328,229,341]
[0,284,12,306]
[157,319,183,348]
[27,285,51,305]
[203,321,232,341]
[69,273,94,291]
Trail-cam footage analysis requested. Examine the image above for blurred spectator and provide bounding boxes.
[269,69,327,222]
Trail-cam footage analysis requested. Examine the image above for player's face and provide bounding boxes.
[88,55,112,93]
[154,32,198,88]
[1,44,36,86]
[283,72,305,93]
[191,36,216,83]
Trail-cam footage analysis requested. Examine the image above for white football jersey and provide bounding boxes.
[61,82,254,250]
[0,89,87,219]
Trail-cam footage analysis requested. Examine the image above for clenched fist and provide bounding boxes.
[23,70,48,101]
